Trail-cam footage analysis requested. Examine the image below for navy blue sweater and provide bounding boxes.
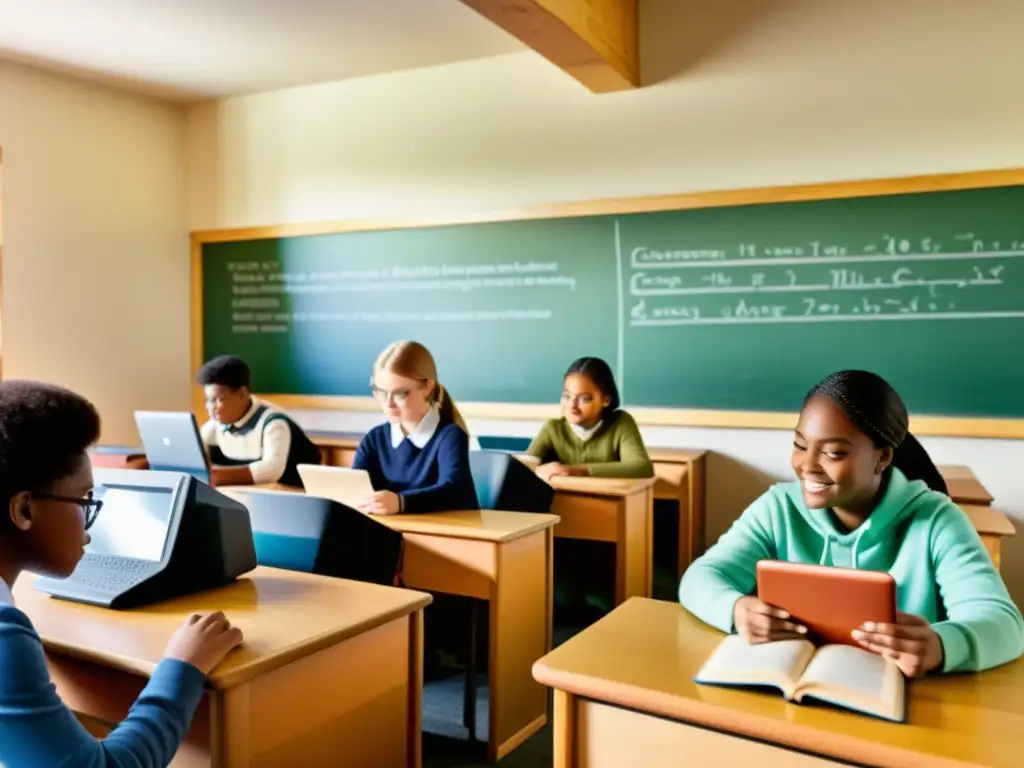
[0,605,205,767]
[352,421,479,514]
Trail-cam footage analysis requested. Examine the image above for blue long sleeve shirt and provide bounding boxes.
[352,420,479,514]
[0,605,207,767]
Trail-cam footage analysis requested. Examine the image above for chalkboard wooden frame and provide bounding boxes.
[190,168,1024,439]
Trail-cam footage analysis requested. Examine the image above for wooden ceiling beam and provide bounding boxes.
[457,0,639,92]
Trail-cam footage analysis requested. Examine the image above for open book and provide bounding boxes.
[694,634,906,722]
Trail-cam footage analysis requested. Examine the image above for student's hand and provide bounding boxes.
[537,462,573,481]
[164,612,243,675]
[852,612,944,678]
[733,596,808,644]
[359,490,401,516]
[209,465,254,487]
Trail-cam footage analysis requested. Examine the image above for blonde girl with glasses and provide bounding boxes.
[352,341,478,515]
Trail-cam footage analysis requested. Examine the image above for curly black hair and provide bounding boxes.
[197,355,251,390]
[0,380,101,512]
[806,370,948,495]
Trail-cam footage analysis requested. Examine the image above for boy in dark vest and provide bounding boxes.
[197,356,321,487]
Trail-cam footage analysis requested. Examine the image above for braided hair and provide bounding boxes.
[806,370,948,495]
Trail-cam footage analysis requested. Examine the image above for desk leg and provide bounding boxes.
[675,476,692,582]
[615,490,653,605]
[546,527,555,649]
[552,690,577,768]
[645,488,654,599]
[690,456,707,567]
[980,534,1001,571]
[409,609,424,768]
[489,531,550,762]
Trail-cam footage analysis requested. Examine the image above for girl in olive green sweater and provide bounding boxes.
[528,357,653,618]
[527,357,653,479]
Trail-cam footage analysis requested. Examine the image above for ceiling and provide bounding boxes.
[0,0,526,101]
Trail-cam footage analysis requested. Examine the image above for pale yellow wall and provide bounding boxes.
[185,0,1024,604]
[0,61,189,443]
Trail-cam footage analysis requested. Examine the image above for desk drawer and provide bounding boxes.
[652,461,687,500]
[401,533,494,600]
[550,493,618,542]
[576,701,850,767]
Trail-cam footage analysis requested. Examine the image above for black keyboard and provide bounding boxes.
[70,554,159,594]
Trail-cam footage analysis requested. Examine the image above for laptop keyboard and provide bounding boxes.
[72,554,159,594]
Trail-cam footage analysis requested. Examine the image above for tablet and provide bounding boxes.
[756,560,896,647]
[297,464,375,510]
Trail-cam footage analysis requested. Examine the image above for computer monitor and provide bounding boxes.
[34,468,257,609]
[228,488,404,587]
[469,450,554,513]
[134,411,210,483]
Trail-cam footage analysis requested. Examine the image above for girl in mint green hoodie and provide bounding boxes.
[680,370,1024,678]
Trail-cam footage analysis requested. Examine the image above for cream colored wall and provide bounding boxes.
[0,61,189,443]
[184,0,1024,605]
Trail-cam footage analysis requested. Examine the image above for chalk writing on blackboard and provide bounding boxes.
[621,229,1024,327]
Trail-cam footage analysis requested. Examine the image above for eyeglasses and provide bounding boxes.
[35,490,104,531]
[371,385,413,404]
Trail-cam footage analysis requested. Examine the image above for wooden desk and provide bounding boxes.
[220,486,558,763]
[548,476,656,604]
[939,464,994,506]
[309,435,709,581]
[15,567,431,767]
[534,597,1024,768]
[960,503,1016,571]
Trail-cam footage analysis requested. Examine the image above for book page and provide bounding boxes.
[696,635,815,694]
[795,644,900,711]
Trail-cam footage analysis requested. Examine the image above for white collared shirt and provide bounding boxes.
[391,406,441,449]
[0,578,13,606]
[570,420,603,442]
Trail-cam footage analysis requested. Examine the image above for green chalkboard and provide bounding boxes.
[200,182,1024,419]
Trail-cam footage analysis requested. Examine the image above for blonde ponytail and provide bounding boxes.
[434,383,468,433]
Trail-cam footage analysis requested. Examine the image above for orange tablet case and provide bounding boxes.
[756,560,896,646]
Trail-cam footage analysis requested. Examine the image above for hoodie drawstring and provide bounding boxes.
[851,528,865,569]
[819,529,867,568]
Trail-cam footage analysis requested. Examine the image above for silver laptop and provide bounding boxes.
[297,464,375,509]
[134,411,210,483]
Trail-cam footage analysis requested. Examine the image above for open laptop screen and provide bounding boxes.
[86,485,175,562]
[134,411,210,481]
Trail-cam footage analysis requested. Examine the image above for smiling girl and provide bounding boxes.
[679,370,1023,677]
[352,341,478,515]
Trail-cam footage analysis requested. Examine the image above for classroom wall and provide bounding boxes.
[0,61,190,443]
[184,0,1024,605]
